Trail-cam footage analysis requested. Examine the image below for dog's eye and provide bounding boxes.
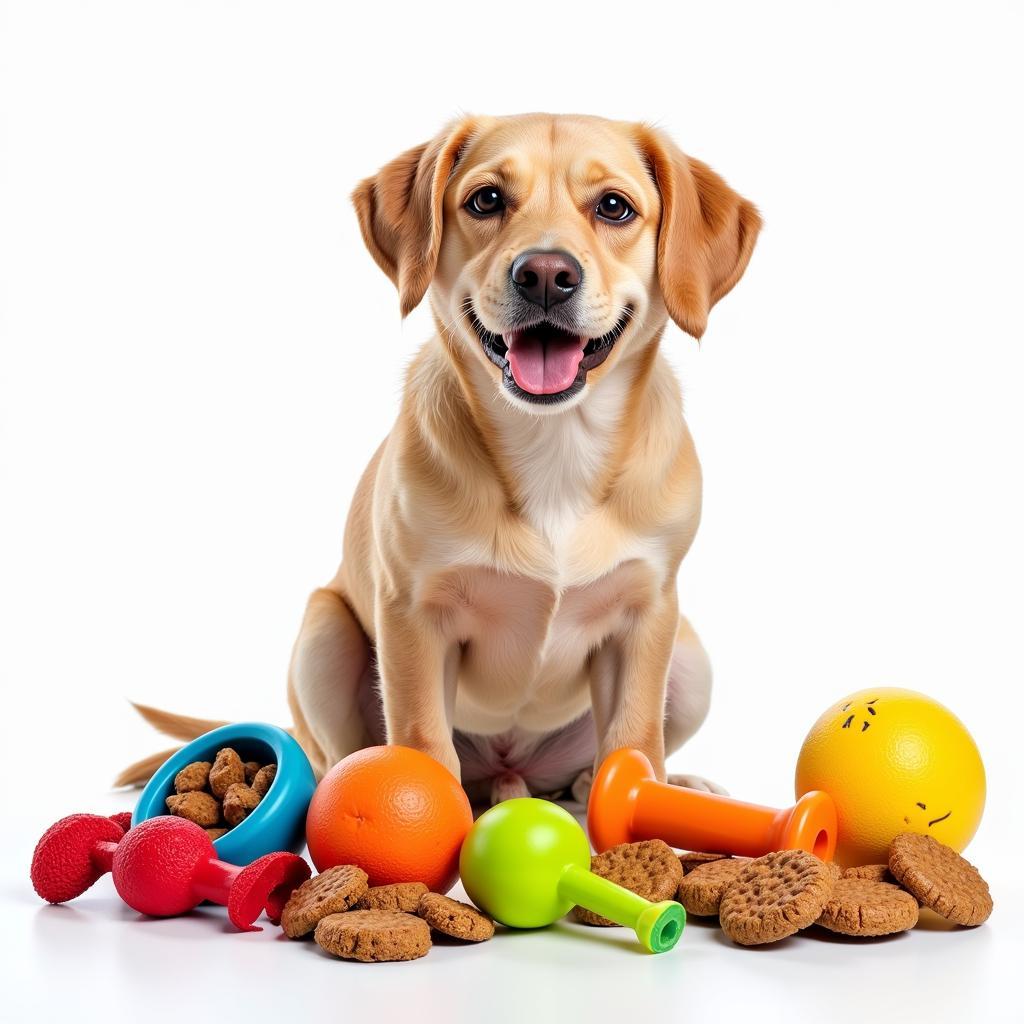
[465,186,505,217]
[595,193,635,223]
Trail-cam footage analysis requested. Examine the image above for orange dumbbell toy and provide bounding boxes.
[305,745,473,893]
[588,748,837,860]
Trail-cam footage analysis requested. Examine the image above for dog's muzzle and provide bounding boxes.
[469,303,633,406]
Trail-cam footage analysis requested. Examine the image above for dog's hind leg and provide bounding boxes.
[663,614,727,795]
[662,614,713,755]
[288,586,377,779]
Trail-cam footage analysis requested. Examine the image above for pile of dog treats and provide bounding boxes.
[165,747,276,839]
[277,865,494,962]
[574,833,993,945]
[275,832,993,959]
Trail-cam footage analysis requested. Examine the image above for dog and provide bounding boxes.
[119,112,760,806]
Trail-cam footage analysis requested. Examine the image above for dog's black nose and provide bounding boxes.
[510,250,582,311]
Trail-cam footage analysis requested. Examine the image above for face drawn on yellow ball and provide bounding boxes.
[837,697,879,733]
[836,697,953,837]
[795,687,985,866]
[903,800,951,830]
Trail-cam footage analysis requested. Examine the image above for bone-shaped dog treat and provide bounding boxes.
[587,748,838,860]
[31,813,310,931]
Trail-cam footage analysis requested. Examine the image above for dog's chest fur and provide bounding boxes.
[429,371,666,736]
[501,374,627,571]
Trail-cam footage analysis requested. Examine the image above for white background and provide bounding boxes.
[2,2,1022,1021]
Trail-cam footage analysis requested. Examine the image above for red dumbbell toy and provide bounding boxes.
[31,813,310,931]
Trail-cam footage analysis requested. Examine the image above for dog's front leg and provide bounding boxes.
[591,593,679,783]
[375,596,461,780]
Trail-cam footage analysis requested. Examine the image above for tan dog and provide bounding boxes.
[121,113,760,805]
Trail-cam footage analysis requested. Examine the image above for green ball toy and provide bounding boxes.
[459,797,684,954]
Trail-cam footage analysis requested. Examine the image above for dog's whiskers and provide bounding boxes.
[437,297,475,348]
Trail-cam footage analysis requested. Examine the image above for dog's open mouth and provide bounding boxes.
[469,303,633,404]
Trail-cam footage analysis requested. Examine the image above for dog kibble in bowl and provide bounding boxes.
[165,747,277,838]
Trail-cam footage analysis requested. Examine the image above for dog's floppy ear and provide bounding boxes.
[352,116,478,318]
[635,125,762,339]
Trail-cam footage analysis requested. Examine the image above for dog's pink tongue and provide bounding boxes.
[507,330,584,395]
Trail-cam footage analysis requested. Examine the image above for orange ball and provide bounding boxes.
[304,745,472,893]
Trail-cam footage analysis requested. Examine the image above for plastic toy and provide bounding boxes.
[30,811,132,903]
[459,798,685,954]
[31,813,310,931]
[588,748,837,860]
[108,811,133,832]
[134,722,316,865]
[305,745,473,893]
[796,687,986,866]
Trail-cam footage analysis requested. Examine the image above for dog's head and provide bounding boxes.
[352,113,761,413]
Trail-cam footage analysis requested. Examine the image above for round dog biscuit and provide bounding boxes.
[280,864,369,938]
[678,851,731,874]
[844,864,894,883]
[573,840,683,927]
[677,858,748,916]
[315,910,431,962]
[817,877,919,936]
[356,882,429,913]
[417,893,494,942]
[888,833,992,927]
[719,850,836,946]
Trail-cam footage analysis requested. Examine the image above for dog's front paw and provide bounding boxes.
[667,773,729,796]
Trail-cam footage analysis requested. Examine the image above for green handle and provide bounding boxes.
[557,864,685,953]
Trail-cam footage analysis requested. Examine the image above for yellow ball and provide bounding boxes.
[795,688,985,867]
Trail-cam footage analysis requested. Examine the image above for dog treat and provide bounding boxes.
[816,877,919,937]
[888,833,993,927]
[281,864,370,939]
[209,748,246,799]
[356,882,429,913]
[572,839,683,927]
[165,791,221,828]
[314,910,431,962]
[252,764,277,799]
[165,750,276,839]
[678,851,731,874]
[174,761,212,794]
[677,858,748,916]
[844,863,897,884]
[719,850,836,946]
[222,783,261,827]
[417,893,494,942]
[205,827,229,841]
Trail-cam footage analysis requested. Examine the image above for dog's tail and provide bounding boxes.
[113,702,230,788]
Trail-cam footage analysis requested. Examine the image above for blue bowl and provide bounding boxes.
[133,722,316,866]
